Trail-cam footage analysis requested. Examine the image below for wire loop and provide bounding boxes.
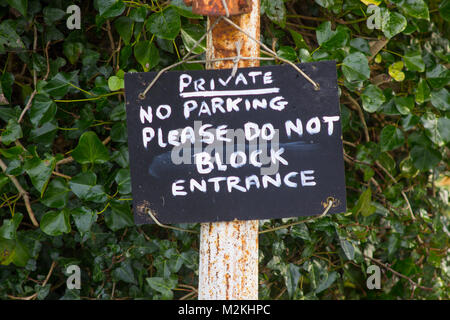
[147,208,199,233]
[137,10,320,99]
[259,199,334,234]
[146,198,336,234]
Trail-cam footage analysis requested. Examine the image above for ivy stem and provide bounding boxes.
[0,157,39,227]
[286,14,326,21]
[67,83,94,96]
[286,22,317,30]
[382,48,404,58]
[54,92,123,103]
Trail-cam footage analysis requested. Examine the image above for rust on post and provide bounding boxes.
[206,13,260,70]
[198,0,260,300]
[183,0,252,16]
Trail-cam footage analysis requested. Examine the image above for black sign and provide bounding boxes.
[124,61,346,224]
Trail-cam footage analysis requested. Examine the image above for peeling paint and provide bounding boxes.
[198,0,260,300]
[184,0,252,16]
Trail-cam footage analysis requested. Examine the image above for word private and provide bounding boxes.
[178,70,290,119]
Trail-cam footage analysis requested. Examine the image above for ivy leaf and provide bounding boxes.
[1,72,14,103]
[111,122,127,142]
[40,209,71,236]
[24,155,55,196]
[415,78,431,104]
[134,40,159,72]
[389,61,405,82]
[380,125,404,151]
[316,21,334,46]
[426,64,450,89]
[361,84,385,113]
[147,7,181,40]
[410,145,441,171]
[339,239,355,261]
[114,16,133,45]
[1,119,22,145]
[437,118,450,144]
[146,277,177,299]
[71,207,97,235]
[352,188,376,217]
[41,178,70,208]
[382,11,407,39]
[43,72,78,99]
[403,51,425,72]
[0,146,23,159]
[0,21,25,52]
[110,104,126,122]
[43,7,66,25]
[98,0,125,18]
[36,284,51,300]
[399,156,419,177]
[315,271,338,294]
[0,237,16,266]
[379,152,396,175]
[12,239,30,267]
[0,235,29,267]
[288,28,309,50]
[400,0,429,20]
[342,52,370,82]
[30,121,58,145]
[394,96,414,115]
[71,131,110,165]
[285,263,301,298]
[112,260,137,284]
[361,0,381,5]
[440,0,450,21]
[430,88,449,111]
[261,0,286,28]
[63,41,83,65]
[111,145,129,168]
[108,76,124,91]
[421,113,446,145]
[316,22,349,49]
[315,0,343,13]
[129,6,147,22]
[5,159,23,176]
[30,94,57,127]
[170,0,203,19]
[115,168,131,194]
[0,213,23,240]
[350,38,371,55]
[180,24,206,54]
[68,172,108,203]
[277,46,297,62]
[7,0,27,17]
[105,201,134,231]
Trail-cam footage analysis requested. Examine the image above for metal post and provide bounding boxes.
[198,0,260,300]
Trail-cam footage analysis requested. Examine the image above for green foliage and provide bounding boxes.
[40,209,71,236]
[361,84,385,112]
[0,0,448,301]
[71,131,110,165]
[147,7,181,40]
[342,52,371,82]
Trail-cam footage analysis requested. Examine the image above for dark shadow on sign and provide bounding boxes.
[148,141,320,179]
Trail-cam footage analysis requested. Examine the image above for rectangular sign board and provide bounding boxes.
[124,61,346,224]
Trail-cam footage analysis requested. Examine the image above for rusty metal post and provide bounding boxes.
[197,0,260,300]
[190,0,252,16]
